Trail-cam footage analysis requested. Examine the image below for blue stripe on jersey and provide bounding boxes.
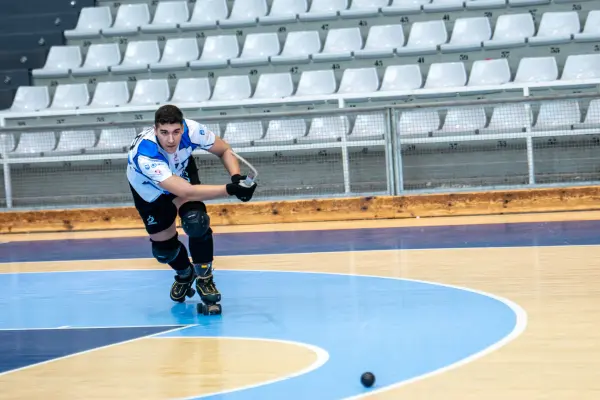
[179,120,193,150]
[132,139,168,173]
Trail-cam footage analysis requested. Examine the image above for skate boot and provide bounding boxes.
[170,267,197,303]
[194,263,222,315]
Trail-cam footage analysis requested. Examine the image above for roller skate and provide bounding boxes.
[170,267,197,303]
[194,263,222,316]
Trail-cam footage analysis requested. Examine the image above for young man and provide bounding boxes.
[126,105,257,314]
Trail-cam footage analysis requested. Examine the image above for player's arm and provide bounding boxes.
[206,136,241,178]
[186,120,241,178]
[158,175,229,201]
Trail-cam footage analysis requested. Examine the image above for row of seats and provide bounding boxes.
[34,11,598,79]
[10,55,600,113]
[2,99,599,156]
[66,0,540,40]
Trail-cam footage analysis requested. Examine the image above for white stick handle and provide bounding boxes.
[231,151,258,186]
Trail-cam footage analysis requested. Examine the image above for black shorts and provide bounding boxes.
[130,157,204,235]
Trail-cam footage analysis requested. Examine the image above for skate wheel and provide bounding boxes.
[196,303,221,316]
[186,289,196,298]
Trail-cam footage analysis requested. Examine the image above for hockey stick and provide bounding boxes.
[231,151,258,187]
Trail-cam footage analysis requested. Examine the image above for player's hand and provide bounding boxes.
[226,176,257,202]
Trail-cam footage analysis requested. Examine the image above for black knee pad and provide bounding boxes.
[179,201,210,238]
[151,233,182,264]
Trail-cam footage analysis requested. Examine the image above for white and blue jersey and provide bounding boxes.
[127,118,216,203]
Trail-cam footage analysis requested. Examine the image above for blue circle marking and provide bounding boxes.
[0,269,525,399]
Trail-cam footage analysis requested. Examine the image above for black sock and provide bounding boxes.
[189,228,214,265]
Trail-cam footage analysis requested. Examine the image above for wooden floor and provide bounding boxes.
[2,211,600,399]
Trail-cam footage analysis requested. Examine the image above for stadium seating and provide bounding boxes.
[1,0,600,163]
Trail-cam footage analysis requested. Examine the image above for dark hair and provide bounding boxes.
[155,104,184,126]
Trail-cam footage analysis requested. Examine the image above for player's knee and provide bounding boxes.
[178,201,210,238]
[151,233,183,264]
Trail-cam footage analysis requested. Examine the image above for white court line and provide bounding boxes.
[0,268,527,399]
[0,324,187,331]
[0,325,195,378]
[148,336,330,400]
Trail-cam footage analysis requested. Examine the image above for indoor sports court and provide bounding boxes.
[2,210,600,399]
[2,0,600,398]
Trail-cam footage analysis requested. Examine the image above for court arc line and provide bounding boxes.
[0,324,196,378]
[0,267,528,399]
[149,336,330,400]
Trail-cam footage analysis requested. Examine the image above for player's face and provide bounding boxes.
[155,123,183,153]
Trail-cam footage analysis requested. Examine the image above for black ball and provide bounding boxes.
[361,372,375,388]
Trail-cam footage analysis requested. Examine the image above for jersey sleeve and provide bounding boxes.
[186,119,217,150]
[134,140,172,183]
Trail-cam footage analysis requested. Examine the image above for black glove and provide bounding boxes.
[226,174,257,202]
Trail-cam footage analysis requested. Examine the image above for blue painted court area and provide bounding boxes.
[0,269,520,399]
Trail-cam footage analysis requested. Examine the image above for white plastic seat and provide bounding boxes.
[171,78,212,104]
[299,0,348,21]
[86,81,130,108]
[396,20,447,55]
[220,0,268,27]
[312,27,363,62]
[72,43,121,76]
[270,30,321,64]
[514,57,558,83]
[64,6,112,39]
[150,38,199,71]
[180,0,229,30]
[141,1,189,33]
[256,119,307,145]
[581,99,600,127]
[190,35,240,69]
[561,54,600,81]
[354,24,405,58]
[129,79,170,106]
[341,0,389,18]
[441,17,491,52]
[468,59,511,86]
[50,84,90,109]
[111,40,161,74]
[13,132,56,154]
[295,70,337,96]
[380,64,423,91]
[529,11,580,46]
[253,73,294,99]
[483,13,534,49]
[230,33,281,67]
[223,121,264,146]
[534,100,581,130]
[349,113,386,141]
[425,62,467,89]
[94,128,137,152]
[211,75,252,101]
[102,4,151,37]
[440,107,487,134]
[397,110,440,137]
[32,46,82,78]
[574,10,600,42]
[301,116,349,143]
[53,130,96,153]
[10,86,50,112]
[384,0,429,14]
[485,104,532,133]
[0,134,15,153]
[260,0,308,24]
[337,68,379,94]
